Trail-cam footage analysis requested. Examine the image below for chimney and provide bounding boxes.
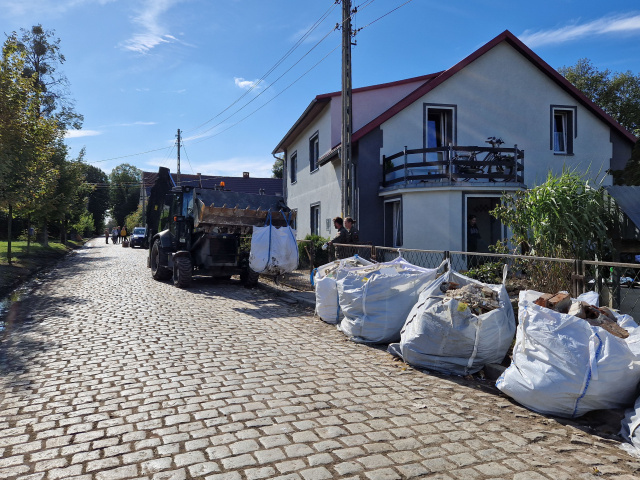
[243,172,249,178]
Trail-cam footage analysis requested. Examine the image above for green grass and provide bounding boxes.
[0,240,69,263]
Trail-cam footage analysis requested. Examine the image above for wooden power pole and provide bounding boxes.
[341,0,354,218]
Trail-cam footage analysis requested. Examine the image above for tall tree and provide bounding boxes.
[0,33,58,261]
[109,164,142,227]
[85,164,110,234]
[17,25,83,130]
[271,156,283,179]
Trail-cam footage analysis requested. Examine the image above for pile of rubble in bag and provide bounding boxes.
[388,267,515,376]
[497,289,640,418]
[534,291,629,338]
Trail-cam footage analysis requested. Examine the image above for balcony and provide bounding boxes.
[381,144,524,189]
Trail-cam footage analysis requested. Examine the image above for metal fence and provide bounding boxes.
[271,242,640,321]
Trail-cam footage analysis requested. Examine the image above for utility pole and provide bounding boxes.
[340,0,354,218]
[176,128,181,186]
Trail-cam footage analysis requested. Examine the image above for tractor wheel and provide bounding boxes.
[173,256,193,288]
[241,268,260,288]
[150,239,172,281]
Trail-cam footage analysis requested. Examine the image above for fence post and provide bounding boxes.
[448,143,453,182]
[371,245,376,262]
[403,146,408,185]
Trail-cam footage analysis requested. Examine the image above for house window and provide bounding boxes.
[310,204,320,236]
[425,105,456,170]
[290,152,297,184]
[384,199,403,247]
[290,209,297,230]
[309,133,319,172]
[551,106,576,154]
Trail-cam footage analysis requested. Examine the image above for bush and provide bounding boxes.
[466,262,504,284]
[72,213,95,238]
[299,234,329,269]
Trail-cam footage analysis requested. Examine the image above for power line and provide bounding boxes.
[355,0,414,32]
[87,146,172,164]
[184,1,339,136]
[191,43,341,145]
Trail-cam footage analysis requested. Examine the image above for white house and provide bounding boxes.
[272,30,637,252]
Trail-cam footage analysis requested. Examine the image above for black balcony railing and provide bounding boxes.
[382,144,524,187]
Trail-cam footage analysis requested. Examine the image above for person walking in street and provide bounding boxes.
[120,226,127,243]
[345,217,360,244]
[104,228,109,244]
[111,227,118,244]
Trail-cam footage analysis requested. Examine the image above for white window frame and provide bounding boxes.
[310,203,320,236]
[384,198,403,248]
[309,132,319,172]
[551,105,576,155]
[290,151,297,184]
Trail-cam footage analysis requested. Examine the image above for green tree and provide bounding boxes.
[84,164,110,233]
[559,58,640,137]
[124,203,143,234]
[109,164,142,227]
[271,155,283,179]
[0,34,59,261]
[16,25,83,130]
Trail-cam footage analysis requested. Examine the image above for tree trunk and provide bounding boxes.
[62,218,68,244]
[43,219,49,247]
[7,204,13,264]
[27,213,32,255]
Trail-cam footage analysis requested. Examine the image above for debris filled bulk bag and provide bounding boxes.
[620,396,640,458]
[496,290,640,418]
[336,257,443,344]
[388,268,515,376]
[250,211,298,275]
[313,255,374,324]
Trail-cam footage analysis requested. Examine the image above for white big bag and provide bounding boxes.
[496,290,640,418]
[249,211,298,275]
[336,257,443,344]
[388,267,515,376]
[313,255,374,324]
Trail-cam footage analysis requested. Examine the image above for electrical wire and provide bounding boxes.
[181,142,195,175]
[87,146,172,164]
[355,0,414,32]
[184,1,339,135]
[188,26,338,140]
[191,43,341,145]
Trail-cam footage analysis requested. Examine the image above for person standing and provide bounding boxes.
[120,225,127,243]
[345,217,359,244]
[467,215,481,268]
[104,228,109,244]
[111,226,118,244]
[327,217,348,247]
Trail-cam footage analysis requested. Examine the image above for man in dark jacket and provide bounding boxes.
[345,217,359,244]
[328,216,348,246]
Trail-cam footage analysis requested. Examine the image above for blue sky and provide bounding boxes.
[1,0,639,178]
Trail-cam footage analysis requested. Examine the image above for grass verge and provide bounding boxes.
[0,239,85,298]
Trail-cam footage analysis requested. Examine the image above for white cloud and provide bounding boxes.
[520,13,640,47]
[120,0,183,54]
[234,77,262,91]
[65,129,101,139]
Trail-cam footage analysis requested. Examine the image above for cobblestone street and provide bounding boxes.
[1,238,639,480]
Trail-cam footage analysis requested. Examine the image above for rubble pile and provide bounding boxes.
[441,282,501,315]
[534,292,629,339]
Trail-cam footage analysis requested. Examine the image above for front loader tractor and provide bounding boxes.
[145,167,294,288]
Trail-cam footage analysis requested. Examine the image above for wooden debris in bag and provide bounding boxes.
[536,293,629,339]
[442,283,500,315]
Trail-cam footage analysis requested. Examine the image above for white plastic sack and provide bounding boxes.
[249,212,298,275]
[388,269,515,376]
[314,256,374,324]
[496,290,640,418]
[337,257,442,344]
[620,396,640,458]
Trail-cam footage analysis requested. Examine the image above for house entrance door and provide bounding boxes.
[466,196,503,253]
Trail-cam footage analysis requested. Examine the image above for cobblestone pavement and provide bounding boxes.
[1,238,639,480]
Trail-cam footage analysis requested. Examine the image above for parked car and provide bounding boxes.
[130,227,147,248]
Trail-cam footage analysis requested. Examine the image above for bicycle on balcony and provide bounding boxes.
[452,137,516,182]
